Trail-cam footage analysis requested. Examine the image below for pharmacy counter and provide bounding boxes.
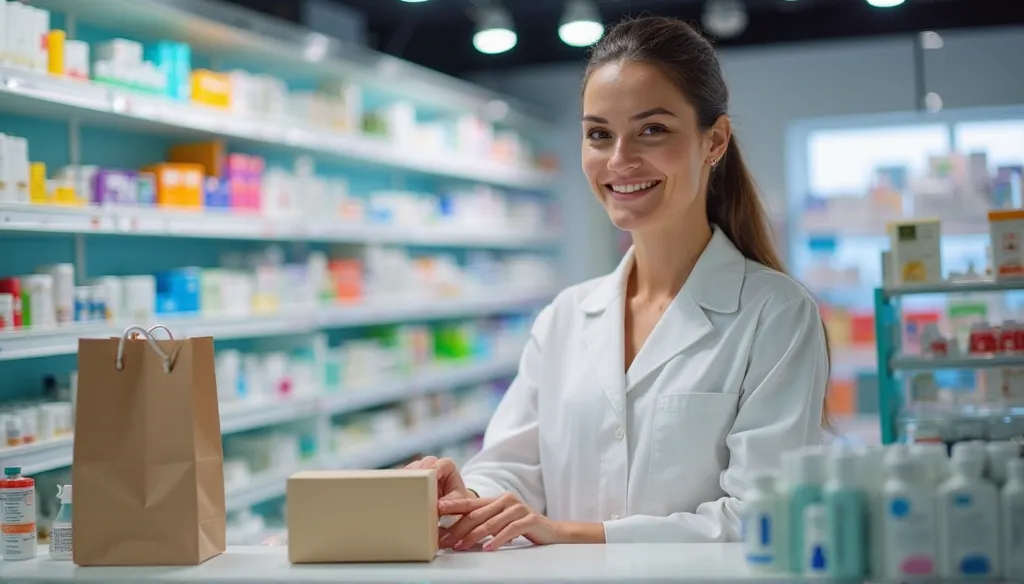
[0,544,792,584]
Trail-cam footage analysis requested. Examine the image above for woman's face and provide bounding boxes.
[581,60,722,233]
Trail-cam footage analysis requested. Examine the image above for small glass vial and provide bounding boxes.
[49,485,72,561]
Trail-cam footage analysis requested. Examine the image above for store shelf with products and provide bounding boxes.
[0,351,518,476]
[786,105,1024,428]
[0,286,555,361]
[0,202,560,249]
[0,66,553,190]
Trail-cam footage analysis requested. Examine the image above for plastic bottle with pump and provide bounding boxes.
[741,473,786,573]
[858,445,889,581]
[1001,458,1024,581]
[49,485,72,561]
[937,443,1000,579]
[783,448,826,573]
[985,441,1020,487]
[824,449,866,580]
[882,450,937,580]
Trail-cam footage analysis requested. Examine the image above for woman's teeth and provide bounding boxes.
[609,181,659,194]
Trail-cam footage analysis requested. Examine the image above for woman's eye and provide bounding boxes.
[586,129,611,140]
[641,125,667,135]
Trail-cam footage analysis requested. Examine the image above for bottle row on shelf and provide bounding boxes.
[0,133,553,237]
[0,2,548,175]
[0,246,554,332]
[743,439,1024,581]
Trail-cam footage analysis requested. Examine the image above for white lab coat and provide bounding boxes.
[462,226,829,543]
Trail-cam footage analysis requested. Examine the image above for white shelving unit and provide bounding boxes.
[0,354,516,477]
[0,203,559,248]
[0,0,561,519]
[0,287,555,361]
[0,66,554,190]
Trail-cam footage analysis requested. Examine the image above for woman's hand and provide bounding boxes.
[438,494,561,551]
[404,456,476,501]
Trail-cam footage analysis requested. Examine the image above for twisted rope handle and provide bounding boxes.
[115,325,181,373]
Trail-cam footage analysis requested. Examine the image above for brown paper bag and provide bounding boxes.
[72,324,226,566]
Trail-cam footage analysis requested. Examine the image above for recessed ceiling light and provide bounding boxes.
[473,4,517,55]
[866,0,906,7]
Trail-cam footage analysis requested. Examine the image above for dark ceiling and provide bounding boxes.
[227,0,1024,77]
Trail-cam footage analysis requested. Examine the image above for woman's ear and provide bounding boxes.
[707,115,732,165]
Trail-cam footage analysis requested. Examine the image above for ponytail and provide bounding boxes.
[709,135,835,429]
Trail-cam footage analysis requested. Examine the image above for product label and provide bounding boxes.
[742,502,778,566]
[945,490,997,576]
[884,494,936,577]
[50,525,72,559]
[1,485,37,560]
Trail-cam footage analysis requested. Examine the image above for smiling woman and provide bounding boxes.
[406,15,831,551]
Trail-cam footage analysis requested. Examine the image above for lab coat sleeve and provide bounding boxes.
[602,296,829,543]
[460,304,551,512]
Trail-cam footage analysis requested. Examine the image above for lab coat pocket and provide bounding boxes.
[649,393,739,508]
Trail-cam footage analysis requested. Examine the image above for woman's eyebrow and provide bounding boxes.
[581,107,677,123]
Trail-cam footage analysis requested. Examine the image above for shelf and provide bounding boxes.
[28,0,550,133]
[0,287,554,361]
[882,279,1024,297]
[0,357,513,476]
[0,67,555,190]
[225,411,491,511]
[890,353,1024,370]
[321,355,519,415]
[0,203,560,249]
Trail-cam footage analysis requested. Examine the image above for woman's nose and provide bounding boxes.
[607,139,641,172]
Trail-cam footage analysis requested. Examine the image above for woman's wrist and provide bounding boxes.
[554,521,606,544]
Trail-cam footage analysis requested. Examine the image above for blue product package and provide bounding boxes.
[155,268,201,314]
[173,43,192,101]
[204,177,230,208]
[137,172,157,206]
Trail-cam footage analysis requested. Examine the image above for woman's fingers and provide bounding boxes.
[454,504,529,551]
[438,497,506,548]
[405,456,437,470]
[438,497,490,515]
[483,516,534,551]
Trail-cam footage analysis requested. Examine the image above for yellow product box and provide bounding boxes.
[887,218,942,285]
[191,70,232,109]
[989,209,1024,280]
[145,163,205,209]
[29,162,48,203]
[287,469,438,563]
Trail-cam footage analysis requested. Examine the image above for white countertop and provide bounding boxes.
[0,543,798,583]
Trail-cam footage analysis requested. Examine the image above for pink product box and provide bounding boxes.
[225,154,265,212]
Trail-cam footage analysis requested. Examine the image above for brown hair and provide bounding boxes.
[583,16,833,427]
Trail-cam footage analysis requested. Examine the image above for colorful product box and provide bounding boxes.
[146,41,191,101]
[204,176,231,209]
[92,169,138,206]
[155,268,201,314]
[225,153,264,212]
[144,163,204,209]
[191,70,231,109]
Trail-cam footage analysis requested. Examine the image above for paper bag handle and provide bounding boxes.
[115,325,181,373]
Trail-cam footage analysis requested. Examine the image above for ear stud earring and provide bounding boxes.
[709,157,719,167]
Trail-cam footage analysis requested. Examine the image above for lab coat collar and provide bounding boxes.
[580,226,747,414]
[579,226,746,316]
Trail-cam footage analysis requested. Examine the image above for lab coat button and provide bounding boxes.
[615,426,624,440]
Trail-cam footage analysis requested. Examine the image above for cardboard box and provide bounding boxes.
[287,469,438,563]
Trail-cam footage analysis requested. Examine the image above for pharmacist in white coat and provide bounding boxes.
[408,16,829,551]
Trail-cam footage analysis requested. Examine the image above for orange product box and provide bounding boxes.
[168,140,226,178]
[144,163,205,208]
[826,378,856,417]
[191,70,232,109]
[328,259,363,303]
